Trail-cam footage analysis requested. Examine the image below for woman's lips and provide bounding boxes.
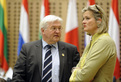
[83,25,86,27]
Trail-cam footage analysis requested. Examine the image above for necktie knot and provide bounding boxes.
[46,45,52,49]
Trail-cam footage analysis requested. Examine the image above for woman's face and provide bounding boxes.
[82,11,98,35]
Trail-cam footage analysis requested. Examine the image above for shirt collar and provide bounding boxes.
[42,39,57,49]
[91,33,100,41]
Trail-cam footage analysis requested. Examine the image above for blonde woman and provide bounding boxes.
[70,5,116,82]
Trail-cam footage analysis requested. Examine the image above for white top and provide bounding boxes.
[42,39,60,82]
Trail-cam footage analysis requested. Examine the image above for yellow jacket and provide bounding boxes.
[70,33,116,82]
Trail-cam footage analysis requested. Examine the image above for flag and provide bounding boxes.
[18,0,29,56]
[108,0,120,79]
[0,0,8,72]
[39,0,49,39]
[4,67,13,80]
[88,0,95,5]
[65,0,79,50]
[85,0,95,46]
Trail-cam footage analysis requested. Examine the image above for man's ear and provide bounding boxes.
[41,28,44,32]
[41,28,44,34]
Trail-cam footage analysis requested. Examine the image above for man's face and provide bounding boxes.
[41,21,62,44]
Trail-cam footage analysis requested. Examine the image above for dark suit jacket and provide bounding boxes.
[12,40,80,82]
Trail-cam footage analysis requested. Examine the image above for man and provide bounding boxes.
[12,15,80,82]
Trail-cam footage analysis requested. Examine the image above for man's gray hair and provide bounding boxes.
[39,15,63,33]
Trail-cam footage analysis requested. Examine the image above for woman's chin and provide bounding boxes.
[84,29,88,32]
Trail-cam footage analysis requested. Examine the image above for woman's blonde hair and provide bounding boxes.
[82,5,108,34]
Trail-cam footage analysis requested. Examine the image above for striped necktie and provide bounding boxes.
[42,45,52,82]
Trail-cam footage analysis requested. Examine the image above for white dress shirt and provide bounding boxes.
[42,39,60,82]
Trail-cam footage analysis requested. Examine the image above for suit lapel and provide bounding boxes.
[58,41,65,82]
[34,41,66,81]
[35,40,43,79]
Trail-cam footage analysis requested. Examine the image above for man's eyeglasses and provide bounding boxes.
[50,26,63,31]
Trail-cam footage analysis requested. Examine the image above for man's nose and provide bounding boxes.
[55,28,61,32]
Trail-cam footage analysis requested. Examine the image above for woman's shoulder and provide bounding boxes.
[98,35,115,46]
[100,34,114,41]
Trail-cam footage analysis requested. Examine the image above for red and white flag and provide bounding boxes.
[39,0,49,39]
[108,0,120,79]
[85,0,95,46]
[88,0,95,5]
[65,0,79,50]
[40,0,49,20]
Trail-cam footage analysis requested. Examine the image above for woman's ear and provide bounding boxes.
[97,18,102,24]
[97,21,101,24]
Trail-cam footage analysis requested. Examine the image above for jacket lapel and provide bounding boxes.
[58,41,65,82]
[35,40,43,79]
[34,40,66,81]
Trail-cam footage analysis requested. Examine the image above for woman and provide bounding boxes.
[70,5,116,82]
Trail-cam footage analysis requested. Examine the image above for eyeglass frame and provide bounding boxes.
[48,26,63,31]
